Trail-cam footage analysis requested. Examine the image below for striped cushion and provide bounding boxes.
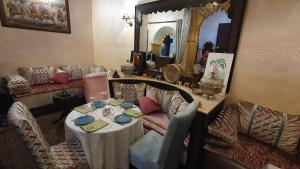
[145,85,164,104]
[112,82,146,104]
[208,106,239,145]
[168,92,187,118]
[60,65,82,81]
[238,100,300,154]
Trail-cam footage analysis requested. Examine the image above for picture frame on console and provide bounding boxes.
[0,0,71,33]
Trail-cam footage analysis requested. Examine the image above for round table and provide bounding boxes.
[65,100,144,169]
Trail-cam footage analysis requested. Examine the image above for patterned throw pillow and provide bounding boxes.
[18,66,54,85]
[31,67,50,85]
[208,106,239,145]
[60,65,82,81]
[18,67,34,85]
[168,92,187,118]
[4,75,30,89]
[238,100,300,154]
[146,85,164,104]
[112,82,146,104]
[90,64,106,73]
[79,64,91,77]
[161,90,176,113]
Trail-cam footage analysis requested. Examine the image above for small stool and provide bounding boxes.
[52,91,78,124]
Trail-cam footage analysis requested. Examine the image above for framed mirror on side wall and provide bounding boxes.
[134,0,247,93]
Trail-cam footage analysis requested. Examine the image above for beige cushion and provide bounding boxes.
[161,90,176,113]
[238,99,300,154]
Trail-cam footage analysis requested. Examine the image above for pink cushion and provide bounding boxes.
[143,112,169,130]
[142,118,166,135]
[83,73,110,102]
[51,72,70,84]
[139,96,160,114]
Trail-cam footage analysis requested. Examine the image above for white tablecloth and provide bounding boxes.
[65,101,144,169]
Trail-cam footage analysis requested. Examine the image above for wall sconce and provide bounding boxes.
[122,13,133,27]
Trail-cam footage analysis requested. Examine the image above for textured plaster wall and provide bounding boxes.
[92,0,137,69]
[227,0,300,115]
[0,0,94,76]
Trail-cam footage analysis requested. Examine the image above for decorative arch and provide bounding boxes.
[184,0,231,75]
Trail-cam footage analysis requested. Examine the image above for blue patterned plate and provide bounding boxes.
[114,115,132,124]
[74,115,94,126]
[120,102,133,109]
[92,101,106,108]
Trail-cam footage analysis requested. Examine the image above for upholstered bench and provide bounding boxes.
[204,100,300,169]
[108,78,194,139]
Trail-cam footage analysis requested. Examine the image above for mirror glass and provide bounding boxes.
[139,8,231,74]
[139,9,185,69]
[195,10,231,69]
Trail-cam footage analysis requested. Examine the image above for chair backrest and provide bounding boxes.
[83,72,110,102]
[7,102,54,168]
[157,101,198,169]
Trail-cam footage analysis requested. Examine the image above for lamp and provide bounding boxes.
[122,13,133,27]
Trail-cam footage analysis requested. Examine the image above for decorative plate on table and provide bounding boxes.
[114,115,132,124]
[74,115,94,126]
[120,102,133,109]
[92,101,106,108]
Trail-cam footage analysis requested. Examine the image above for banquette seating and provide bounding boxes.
[108,78,195,137]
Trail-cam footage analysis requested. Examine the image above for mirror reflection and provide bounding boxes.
[195,10,231,69]
[139,8,231,75]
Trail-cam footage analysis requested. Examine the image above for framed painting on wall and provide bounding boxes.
[203,53,234,94]
[0,0,71,33]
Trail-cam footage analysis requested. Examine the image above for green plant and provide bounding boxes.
[210,58,226,70]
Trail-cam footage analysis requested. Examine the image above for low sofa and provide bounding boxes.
[2,64,106,114]
[203,100,300,169]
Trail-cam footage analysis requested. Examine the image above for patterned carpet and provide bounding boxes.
[0,111,65,169]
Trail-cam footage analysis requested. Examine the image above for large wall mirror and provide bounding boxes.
[134,0,247,91]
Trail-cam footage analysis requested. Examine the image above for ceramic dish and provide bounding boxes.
[74,115,94,126]
[114,115,132,124]
[120,102,133,109]
[92,101,106,108]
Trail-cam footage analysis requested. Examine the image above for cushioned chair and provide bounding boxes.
[130,101,198,169]
[83,72,110,102]
[7,101,89,169]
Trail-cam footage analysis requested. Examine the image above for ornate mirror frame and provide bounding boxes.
[134,0,247,92]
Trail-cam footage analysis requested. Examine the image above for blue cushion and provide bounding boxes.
[130,130,163,169]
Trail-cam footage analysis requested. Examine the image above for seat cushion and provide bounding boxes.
[143,112,170,130]
[130,130,163,169]
[204,134,300,169]
[50,138,88,169]
[143,118,166,135]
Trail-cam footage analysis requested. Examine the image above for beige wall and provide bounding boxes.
[227,0,300,115]
[92,0,137,69]
[0,0,94,76]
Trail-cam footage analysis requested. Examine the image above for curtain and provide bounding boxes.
[176,8,192,64]
[176,19,182,61]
